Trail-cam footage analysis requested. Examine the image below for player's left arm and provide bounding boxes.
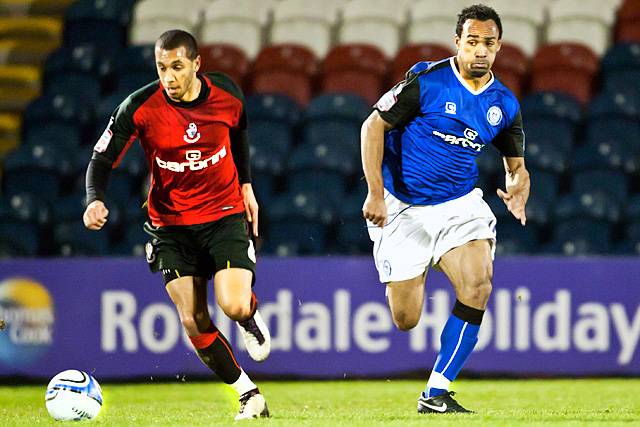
[230,99,259,237]
[493,109,530,226]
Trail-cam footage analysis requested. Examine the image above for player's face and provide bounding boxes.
[455,19,501,79]
[155,46,201,101]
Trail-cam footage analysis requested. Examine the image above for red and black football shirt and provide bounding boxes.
[90,72,249,227]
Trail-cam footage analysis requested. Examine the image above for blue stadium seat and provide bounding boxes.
[0,222,39,257]
[286,170,348,204]
[529,171,560,203]
[250,143,288,176]
[554,192,622,223]
[571,170,629,204]
[287,142,357,176]
[586,91,640,145]
[601,43,640,95]
[265,220,327,255]
[115,44,156,92]
[545,219,612,255]
[251,171,277,206]
[43,45,116,106]
[626,194,640,222]
[524,118,574,155]
[22,93,93,148]
[269,190,335,225]
[521,91,583,124]
[246,94,300,153]
[64,0,132,52]
[495,222,540,255]
[302,93,370,157]
[525,138,569,174]
[110,224,148,256]
[524,193,553,226]
[573,140,640,175]
[0,193,51,227]
[335,218,370,254]
[615,222,640,255]
[485,194,509,221]
[95,91,130,135]
[53,221,110,256]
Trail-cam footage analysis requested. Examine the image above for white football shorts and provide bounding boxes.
[367,188,497,283]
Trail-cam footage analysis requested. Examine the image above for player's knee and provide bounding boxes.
[221,301,251,321]
[392,312,420,331]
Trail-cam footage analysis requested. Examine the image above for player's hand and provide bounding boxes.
[83,200,109,230]
[497,172,529,226]
[362,193,387,228]
[242,183,259,237]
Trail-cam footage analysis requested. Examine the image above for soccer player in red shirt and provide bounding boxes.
[83,30,270,420]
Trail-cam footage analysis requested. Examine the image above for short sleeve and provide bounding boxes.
[374,73,421,129]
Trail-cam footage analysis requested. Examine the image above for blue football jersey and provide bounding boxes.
[374,57,525,206]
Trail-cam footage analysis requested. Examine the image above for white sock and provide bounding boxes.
[230,370,257,397]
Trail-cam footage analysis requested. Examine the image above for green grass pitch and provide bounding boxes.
[1,378,638,426]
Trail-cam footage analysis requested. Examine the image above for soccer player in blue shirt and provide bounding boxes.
[361,4,530,413]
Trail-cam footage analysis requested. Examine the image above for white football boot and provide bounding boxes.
[237,309,271,362]
[234,389,269,420]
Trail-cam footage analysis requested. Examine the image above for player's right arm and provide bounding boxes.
[361,72,422,227]
[83,98,139,231]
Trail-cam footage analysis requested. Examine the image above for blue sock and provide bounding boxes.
[424,300,483,398]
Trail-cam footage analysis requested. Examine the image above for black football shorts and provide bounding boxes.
[143,213,256,284]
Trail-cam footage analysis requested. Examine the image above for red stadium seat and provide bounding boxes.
[320,44,387,105]
[492,43,529,98]
[616,0,640,42]
[530,43,599,104]
[390,43,453,83]
[200,44,250,88]
[251,43,317,106]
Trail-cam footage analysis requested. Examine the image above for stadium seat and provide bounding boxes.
[269,190,335,225]
[0,65,40,111]
[286,169,349,205]
[586,90,640,145]
[525,138,569,174]
[200,0,269,59]
[0,221,40,256]
[524,119,574,159]
[302,93,370,158]
[251,44,317,106]
[265,220,328,255]
[115,44,156,93]
[521,91,583,124]
[573,139,640,175]
[95,91,130,137]
[271,0,339,59]
[615,221,640,255]
[53,221,110,256]
[555,191,622,223]
[546,219,612,255]
[616,0,640,43]
[408,0,463,50]
[21,93,93,148]
[251,171,277,207]
[64,0,132,51]
[130,0,199,47]
[0,39,59,66]
[335,217,371,254]
[391,43,454,83]
[0,16,61,43]
[495,221,541,255]
[0,192,51,227]
[491,43,529,99]
[546,0,616,56]
[0,113,20,157]
[320,44,387,105]
[200,44,250,88]
[571,170,629,204]
[338,0,408,58]
[529,171,561,204]
[626,193,640,222]
[44,45,115,106]
[111,224,149,256]
[523,193,553,226]
[531,43,599,104]
[487,0,545,57]
[601,43,640,95]
[245,94,301,163]
[288,142,357,176]
[476,144,503,178]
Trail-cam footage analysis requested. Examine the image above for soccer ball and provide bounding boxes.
[45,370,103,421]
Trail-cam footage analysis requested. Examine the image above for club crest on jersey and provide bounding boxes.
[487,106,503,126]
[183,122,201,144]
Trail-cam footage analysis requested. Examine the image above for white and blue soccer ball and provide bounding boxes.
[45,370,103,421]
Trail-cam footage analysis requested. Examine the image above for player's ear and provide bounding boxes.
[454,35,461,51]
[193,54,201,73]
[495,39,502,52]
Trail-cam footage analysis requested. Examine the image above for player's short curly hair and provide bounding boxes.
[156,29,199,60]
[456,4,503,39]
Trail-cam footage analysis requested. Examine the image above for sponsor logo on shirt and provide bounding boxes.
[183,122,201,143]
[432,127,484,152]
[486,106,503,126]
[445,102,457,115]
[155,146,227,172]
[375,83,404,111]
[94,117,114,153]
